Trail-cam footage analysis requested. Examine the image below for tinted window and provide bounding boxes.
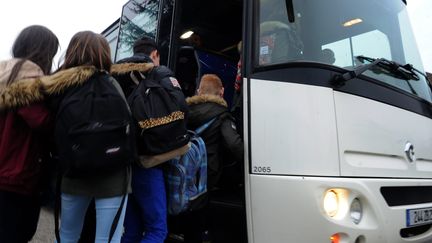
[116,0,160,61]
[257,0,431,102]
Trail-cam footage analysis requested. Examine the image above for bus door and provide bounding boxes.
[168,0,246,242]
[115,1,246,242]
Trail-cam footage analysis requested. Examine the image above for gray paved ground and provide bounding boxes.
[30,207,55,243]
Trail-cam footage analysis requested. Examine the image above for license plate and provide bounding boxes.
[406,207,432,227]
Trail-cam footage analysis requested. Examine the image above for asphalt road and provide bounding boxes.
[30,207,55,243]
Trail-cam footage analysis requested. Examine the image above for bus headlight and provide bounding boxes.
[323,189,349,219]
[324,190,339,217]
[350,198,363,224]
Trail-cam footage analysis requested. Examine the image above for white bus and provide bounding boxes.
[107,0,432,242]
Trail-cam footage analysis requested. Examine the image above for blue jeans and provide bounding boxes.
[121,166,167,243]
[59,194,127,243]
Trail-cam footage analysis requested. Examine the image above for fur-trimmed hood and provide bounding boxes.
[186,95,228,128]
[0,66,98,109]
[111,62,154,76]
[111,53,154,75]
[110,62,155,98]
[186,94,227,107]
[0,59,43,86]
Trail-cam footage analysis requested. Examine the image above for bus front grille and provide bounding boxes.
[400,224,432,238]
[380,186,432,206]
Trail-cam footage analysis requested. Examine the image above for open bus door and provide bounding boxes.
[168,1,247,242]
[115,0,247,242]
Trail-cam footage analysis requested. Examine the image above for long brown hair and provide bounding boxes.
[62,31,112,71]
[7,25,59,85]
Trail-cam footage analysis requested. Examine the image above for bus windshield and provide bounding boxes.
[257,0,432,102]
[116,0,160,61]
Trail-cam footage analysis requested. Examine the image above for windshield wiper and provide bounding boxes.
[285,0,295,23]
[334,55,420,84]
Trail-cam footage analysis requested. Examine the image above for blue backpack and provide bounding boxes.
[165,117,217,215]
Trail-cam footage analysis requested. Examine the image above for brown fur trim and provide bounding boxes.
[111,63,154,75]
[186,95,227,107]
[40,66,96,95]
[1,78,44,109]
[0,66,97,109]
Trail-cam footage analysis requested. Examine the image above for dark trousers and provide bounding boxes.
[167,207,208,243]
[0,190,41,243]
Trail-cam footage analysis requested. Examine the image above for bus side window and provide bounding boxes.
[259,21,303,65]
[175,46,200,97]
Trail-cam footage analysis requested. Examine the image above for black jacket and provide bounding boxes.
[186,94,243,189]
[112,53,189,115]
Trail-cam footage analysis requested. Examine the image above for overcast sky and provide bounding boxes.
[0,0,431,72]
[0,0,126,67]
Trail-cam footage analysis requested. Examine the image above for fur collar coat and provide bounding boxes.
[0,63,155,110]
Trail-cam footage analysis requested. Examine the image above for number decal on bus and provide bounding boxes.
[253,166,272,173]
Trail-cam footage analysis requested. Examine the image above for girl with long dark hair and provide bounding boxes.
[0,25,59,243]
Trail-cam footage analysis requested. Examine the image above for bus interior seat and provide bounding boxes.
[260,20,303,64]
[175,46,200,98]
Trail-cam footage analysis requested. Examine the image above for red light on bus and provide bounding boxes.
[330,233,340,243]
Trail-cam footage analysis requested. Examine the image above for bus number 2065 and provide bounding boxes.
[253,166,271,173]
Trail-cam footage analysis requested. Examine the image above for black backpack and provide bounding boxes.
[55,72,135,178]
[127,67,189,155]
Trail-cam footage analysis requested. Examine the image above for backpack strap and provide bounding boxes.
[107,75,131,114]
[191,117,218,198]
[195,137,208,195]
[108,166,130,242]
[194,117,218,135]
[107,165,129,242]
[54,173,62,243]
[108,194,127,243]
